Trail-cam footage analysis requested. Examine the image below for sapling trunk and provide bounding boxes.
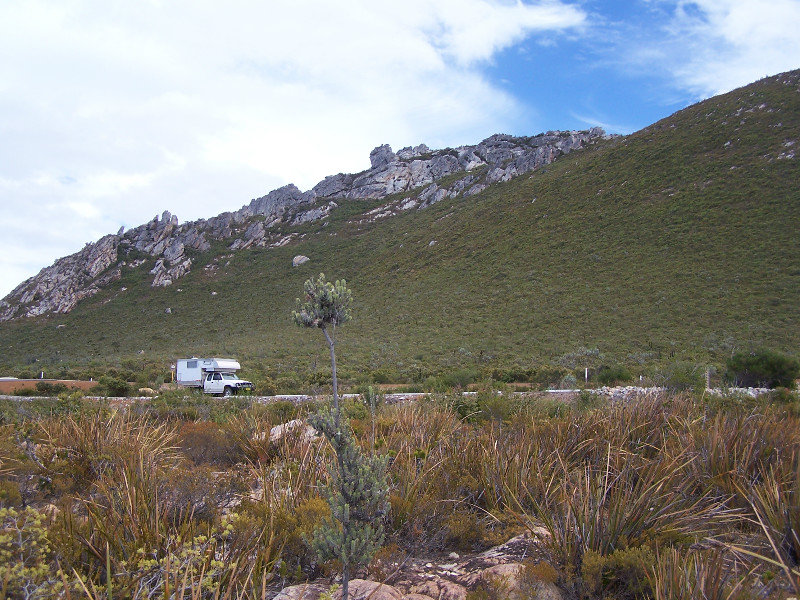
[321,325,340,428]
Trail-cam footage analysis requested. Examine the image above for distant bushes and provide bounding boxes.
[726,349,800,388]
[91,375,132,397]
[12,381,72,396]
[596,364,633,386]
[657,361,705,391]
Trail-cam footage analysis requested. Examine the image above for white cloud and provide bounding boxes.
[0,0,586,299]
[670,0,800,96]
[619,0,800,98]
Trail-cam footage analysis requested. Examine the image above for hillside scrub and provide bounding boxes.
[1,72,799,377]
[726,349,800,388]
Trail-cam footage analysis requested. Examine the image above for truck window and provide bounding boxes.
[213,373,222,381]
[221,373,236,380]
[206,374,213,382]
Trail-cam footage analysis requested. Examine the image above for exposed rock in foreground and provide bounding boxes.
[273,533,562,600]
[0,129,607,321]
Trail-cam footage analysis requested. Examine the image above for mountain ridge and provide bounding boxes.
[1,128,607,321]
[0,69,798,375]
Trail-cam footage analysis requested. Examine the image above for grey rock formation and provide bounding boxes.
[150,257,192,288]
[369,144,396,169]
[292,201,338,225]
[236,184,317,224]
[292,255,310,267]
[1,128,607,321]
[0,233,120,320]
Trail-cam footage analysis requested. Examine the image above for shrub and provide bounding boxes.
[726,349,800,388]
[575,389,602,411]
[177,421,243,466]
[658,361,705,391]
[35,381,69,396]
[596,364,633,386]
[370,369,398,384]
[477,392,514,424]
[423,376,449,393]
[0,479,23,507]
[443,508,485,551]
[0,507,70,598]
[764,387,799,404]
[559,374,578,389]
[276,373,303,394]
[441,369,479,390]
[92,375,131,397]
[451,393,480,422]
[252,400,302,423]
[255,376,278,396]
[583,545,655,600]
[530,366,571,388]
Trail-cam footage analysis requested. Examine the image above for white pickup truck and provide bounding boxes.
[175,358,254,396]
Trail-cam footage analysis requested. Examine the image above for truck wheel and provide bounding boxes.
[223,386,234,397]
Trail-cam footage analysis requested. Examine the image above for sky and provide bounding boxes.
[1,0,799,299]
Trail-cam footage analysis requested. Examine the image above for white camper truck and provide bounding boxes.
[175,358,254,396]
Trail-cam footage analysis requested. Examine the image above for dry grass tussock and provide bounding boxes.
[0,391,799,598]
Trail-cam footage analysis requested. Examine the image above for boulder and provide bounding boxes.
[479,563,562,600]
[273,583,328,600]
[401,579,467,600]
[292,255,310,267]
[268,419,318,443]
[333,580,404,600]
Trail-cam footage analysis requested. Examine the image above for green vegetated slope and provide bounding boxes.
[2,71,799,376]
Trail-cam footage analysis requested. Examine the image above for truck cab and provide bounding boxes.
[203,371,253,396]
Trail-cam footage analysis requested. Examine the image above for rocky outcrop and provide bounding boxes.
[351,129,607,222]
[270,533,561,600]
[1,129,607,321]
[0,233,120,320]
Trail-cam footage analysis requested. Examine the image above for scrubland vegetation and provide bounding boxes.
[1,73,798,376]
[1,386,800,599]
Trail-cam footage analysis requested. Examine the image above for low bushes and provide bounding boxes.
[1,391,800,597]
[727,349,800,388]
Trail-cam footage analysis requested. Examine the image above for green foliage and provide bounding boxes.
[647,548,751,600]
[764,387,799,405]
[583,545,656,600]
[658,361,705,392]
[726,349,800,388]
[449,390,518,425]
[92,374,132,397]
[596,364,633,386]
[255,375,278,396]
[575,389,603,411]
[3,390,800,595]
[292,273,353,330]
[307,409,389,599]
[0,479,23,507]
[0,506,71,599]
[35,381,68,396]
[137,389,250,422]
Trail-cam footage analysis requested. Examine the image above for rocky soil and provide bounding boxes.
[273,532,563,600]
[0,129,607,321]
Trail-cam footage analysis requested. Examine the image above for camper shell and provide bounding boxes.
[175,357,253,395]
